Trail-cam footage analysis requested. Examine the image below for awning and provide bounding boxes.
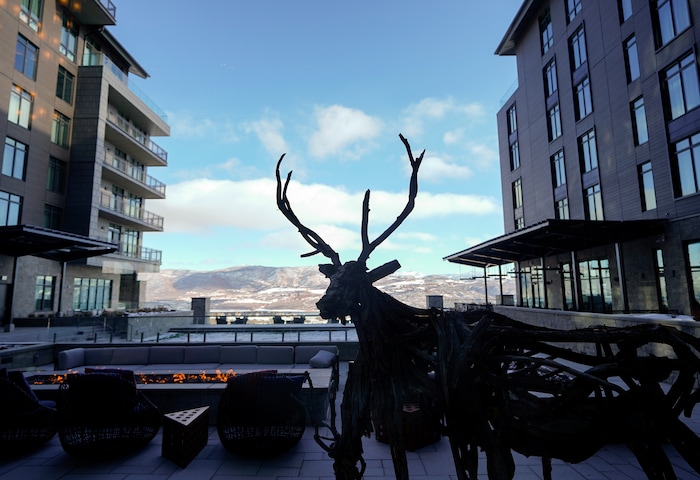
[0,225,118,262]
[444,219,666,268]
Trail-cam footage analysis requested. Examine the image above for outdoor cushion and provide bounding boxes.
[84,348,114,366]
[294,345,339,364]
[183,345,221,364]
[219,346,257,364]
[309,349,337,368]
[111,347,150,365]
[147,346,184,364]
[57,348,85,370]
[257,346,294,364]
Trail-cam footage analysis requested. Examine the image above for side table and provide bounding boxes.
[162,406,209,467]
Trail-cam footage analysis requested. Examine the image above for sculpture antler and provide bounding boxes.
[276,155,342,266]
[357,133,425,265]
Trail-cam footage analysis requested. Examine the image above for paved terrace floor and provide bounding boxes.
[2,328,700,479]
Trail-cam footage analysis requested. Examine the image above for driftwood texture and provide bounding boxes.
[275,135,700,480]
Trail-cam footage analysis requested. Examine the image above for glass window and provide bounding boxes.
[561,262,574,310]
[631,97,649,145]
[34,275,55,311]
[579,258,612,313]
[8,85,33,129]
[567,0,582,23]
[673,132,700,197]
[507,104,517,134]
[47,157,66,193]
[512,178,523,209]
[625,35,640,82]
[619,0,633,22]
[509,141,520,171]
[655,249,668,312]
[578,129,598,172]
[556,198,570,220]
[570,26,587,71]
[544,58,558,97]
[688,242,700,312]
[3,137,27,180]
[551,150,566,187]
[575,77,593,120]
[0,191,21,226]
[548,104,562,141]
[15,35,38,80]
[20,0,42,32]
[663,53,700,120]
[585,184,604,220]
[540,7,554,55]
[655,0,691,47]
[56,66,74,104]
[638,161,657,211]
[43,204,62,230]
[51,111,70,148]
[59,11,78,62]
[515,216,524,230]
[73,278,112,311]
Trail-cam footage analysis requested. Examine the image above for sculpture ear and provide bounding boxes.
[319,263,338,278]
[368,259,401,283]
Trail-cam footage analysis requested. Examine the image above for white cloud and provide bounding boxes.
[165,111,239,143]
[400,97,486,138]
[411,153,473,183]
[245,116,288,155]
[307,105,383,158]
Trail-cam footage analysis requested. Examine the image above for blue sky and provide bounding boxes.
[111,1,522,276]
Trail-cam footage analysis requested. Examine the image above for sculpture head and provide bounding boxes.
[275,134,424,322]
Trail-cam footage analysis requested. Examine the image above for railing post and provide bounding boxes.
[156,332,160,343]
[140,332,144,343]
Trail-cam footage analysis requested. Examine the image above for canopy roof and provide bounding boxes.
[444,219,666,268]
[0,225,118,262]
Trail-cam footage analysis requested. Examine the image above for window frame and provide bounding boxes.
[551,150,566,188]
[540,7,554,55]
[47,157,67,193]
[631,97,649,145]
[654,0,691,48]
[575,77,593,120]
[567,0,582,23]
[15,35,38,80]
[638,161,657,211]
[509,141,520,171]
[2,137,27,180]
[584,183,604,220]
[59,10,78,62]
[672,132,700,197]
[9,85,33,129]
[19,0,42,32]
[544,58,558,97]
[56,66,74,104]
[51,111,71,148]
[570,26,587,71]
[34,275,55,311]
[0,191,22,226]
[548,103,562,141]
[663,53,700,120]
[624,35,640,82]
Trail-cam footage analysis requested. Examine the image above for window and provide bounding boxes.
[663,53,700,120]
[540,7,553,55]
[47,157,66,193]
[551,150,566,187]
[515,216,524,230]
[578,129,598,172]
[575,77,593,120]
[43,204,62,229]
[579,258,612,313]
[570,26,587,71]
[561,262,574,310]
[619,0,633,22]
[655,249,668,312]
[73,278,112,311]
[51,111,70,148]
[624,36,640,82]
[20,0,42,31]
[512,178,523,209]
[59,11,78,62]
[655,0,691,48]
[0,191,21,226]
[638,161,657,211]
[631,97,649,145]
[34,275,55,311]
[56,66,74,104]
[507,104,517,134]
[673,132,700,197]
[82,40,100,66]
[509,141,520,170]
[687,242,700,312]
[567,0,582,23]
[3,138,27,180]
[548,104,562,141]
[555,198,570,220]
[544,58,558,97]
[15,35,38,80]
[8,85,33,129]
[584,184,604,220]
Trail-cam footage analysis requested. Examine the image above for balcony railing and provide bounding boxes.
[103,152,166,196]
[107,110,168,164]
[113,244,162,265]
[100,0,117,19]
[99,193,164,230]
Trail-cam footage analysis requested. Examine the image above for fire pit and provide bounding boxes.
[29,370,237,385]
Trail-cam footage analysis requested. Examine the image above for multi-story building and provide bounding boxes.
[446,0,700,317]
[0,0,168,322]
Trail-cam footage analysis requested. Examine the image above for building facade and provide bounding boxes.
[446,0,700,317]
[0,0,169,320]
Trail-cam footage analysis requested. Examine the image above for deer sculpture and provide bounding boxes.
[275,134,700,480]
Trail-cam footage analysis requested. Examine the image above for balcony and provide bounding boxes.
[102,152,166,199]
[106,110,168,165]
[112,244,162,265]
[99,193,164,231]
[61,0,117,26]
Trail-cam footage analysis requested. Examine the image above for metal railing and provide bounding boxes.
[103,152,166,196]
[99,192,164,229]
[107,110,168,163]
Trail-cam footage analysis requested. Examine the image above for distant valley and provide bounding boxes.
[142,265,516,313]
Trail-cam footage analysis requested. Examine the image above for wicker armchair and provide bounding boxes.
[0,371,57,456]
[217,371,309,457]
[57,372,160,459]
